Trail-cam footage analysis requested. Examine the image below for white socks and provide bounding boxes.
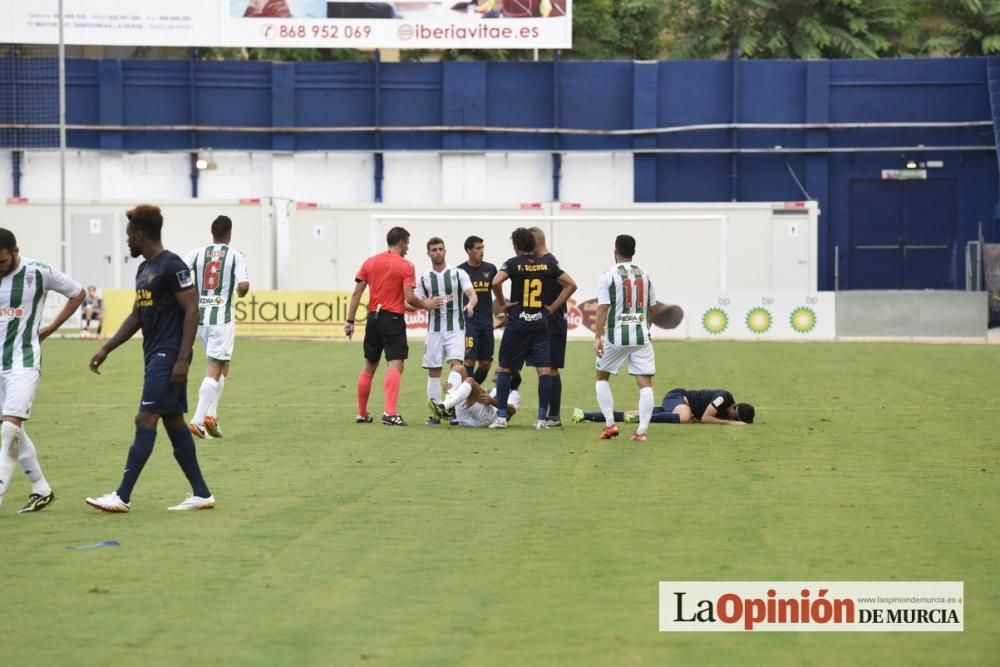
[427,377,441,402]
[596,380,615,427]
[638,386,654,435]
[447,370,463,392]
[193,377,220,424]
[0,421,21,506]
[443,380,473,410]
[18,427,51,496]
[208,374,225,418]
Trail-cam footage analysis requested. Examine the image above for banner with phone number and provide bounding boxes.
[2,0,572,49]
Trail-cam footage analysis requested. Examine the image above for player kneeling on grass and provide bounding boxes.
[573,388,755,426]
[433,371,522,427]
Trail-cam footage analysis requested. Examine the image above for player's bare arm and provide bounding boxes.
[236,280,250,298]
[593,303,610,357]
[699,404,746,426]
[344,279,367,338]
[405,284,443,310]
[463,285,478,317]
[90,300,141,374]
[39,286,86,341]
[547,272,577,314]
[172,287,199,385]
[491,270,513,312]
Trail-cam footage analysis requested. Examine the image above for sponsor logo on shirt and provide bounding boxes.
[136,288,153,308]
[616,313,645,324]
[0,307,26,320]
[199,296,225,306]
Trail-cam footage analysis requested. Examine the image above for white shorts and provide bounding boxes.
[454,401,499,428]
[595,342,656,376]
[0,369,41,420]
[422,330,465,368]
[197,322,236,362]
[453,388,521,427]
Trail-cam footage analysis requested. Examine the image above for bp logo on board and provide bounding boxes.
[745,307,772,334]
[702,308,729,334]
[789,306,817,334]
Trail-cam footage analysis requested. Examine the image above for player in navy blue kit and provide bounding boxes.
[573,388,755,425]
[529,227,568,427]
[490,227,576,430]
[86,204,215,513]
[458,235,497,384]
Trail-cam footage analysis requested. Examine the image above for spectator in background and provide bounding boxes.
[81,285,103,339]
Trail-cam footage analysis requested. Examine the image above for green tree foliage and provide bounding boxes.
[918,0,1000,55]
[194,46,363,62]
[565,0,665,59]
[662,0,920,59]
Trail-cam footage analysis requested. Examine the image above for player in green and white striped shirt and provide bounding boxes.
[415,237,476,424]
[183,215,250,439]
[0,228,86,513]
[593,234,658,442]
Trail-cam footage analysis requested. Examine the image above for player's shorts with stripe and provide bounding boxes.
[423,330,465,368]
[139,352,188,416]
[0,369,40,420]
[661,389,688,413]
[547,313,568,369]
[498,325,550,370]
[363,311,408,363]
[463,322,495,362]
[197,322,236,362]
[454,401,499,427]
[595,341,656,376]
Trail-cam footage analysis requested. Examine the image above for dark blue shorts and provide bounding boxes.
[464,323,495,362]
[498,325,550,370]
[547,315,568,369]
[139,352,188,416]
[661,389,688,413]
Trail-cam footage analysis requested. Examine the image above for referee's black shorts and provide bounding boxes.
[363,311,408,363]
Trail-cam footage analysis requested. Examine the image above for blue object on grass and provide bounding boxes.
[66,540,121,550]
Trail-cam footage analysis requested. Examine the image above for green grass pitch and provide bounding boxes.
[5,338,999,665]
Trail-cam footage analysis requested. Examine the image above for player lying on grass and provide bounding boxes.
[573,388,755,426]
[431,371,522,427]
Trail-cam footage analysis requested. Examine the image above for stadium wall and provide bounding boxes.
[1,56,997,293]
